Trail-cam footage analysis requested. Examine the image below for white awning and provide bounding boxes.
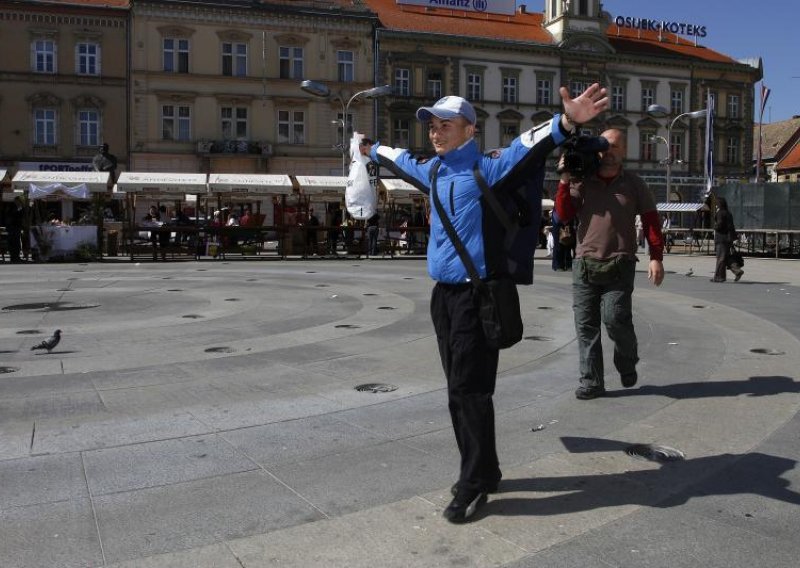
[116,172,208,194]
[12,170,110,193]
[657,202,705,212]
[294,175,347,195]
[208,173,292,194]
[0,168,8,182]
[381,178,424,201]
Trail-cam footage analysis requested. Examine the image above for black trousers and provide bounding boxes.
[431,282,501,493]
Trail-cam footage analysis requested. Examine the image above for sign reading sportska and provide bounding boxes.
[614,15,707,38]
[396,0,516,16]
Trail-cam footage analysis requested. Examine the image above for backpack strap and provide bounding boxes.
[472,163,520,273]
[430,161,487,292]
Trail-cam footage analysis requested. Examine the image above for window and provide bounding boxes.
[578,0,589,16]
[639,131,655,161]
[221,106,248,139]
[222,42,247,77]
[34,108,57,145]
[474,121,484,151]
[162,104,191,141]
[536,78,551,105]
[336,112,354,143]
[670,132,683,163]
[394,68,410,96]
[726,136,740,164]
[427,71,443,99]
[670,89,684,115]
[727,94,740,119]
[277,110,305,144]
[611,84,625,112]
[393,118,410,148]
[337,50,354,82]
[78,109,100,146]
[33,39,56,73]
[500,122,519,146]
[279,46,303,79]
[163,38,189,73]
[570,81,588,98]
[641,85,655,111]
[467,73,482,101]
[502,76,518,104]
[76,43,100,76]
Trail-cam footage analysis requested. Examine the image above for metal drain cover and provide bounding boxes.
[355,383,398,393]
[182,314,204,319]
[225,298,240,302]
[377,306,396,310]
[692,305,707,309]
[205,347,235,353]
[167,289,184,292]
[626,444,685,462]
[0,367,20,374]
[750,348,785,355]
[537,306,554,310]
[2,302,99,312]
[335,324,360,329]
[16,330,42,335]
[524,335,554,341]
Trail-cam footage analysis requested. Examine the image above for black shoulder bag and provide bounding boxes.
[430,162,523,350]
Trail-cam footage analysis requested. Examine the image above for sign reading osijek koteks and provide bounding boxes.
[614,15,707,38]
[396,0,516,16]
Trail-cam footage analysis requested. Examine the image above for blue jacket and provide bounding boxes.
[371,116,570,284]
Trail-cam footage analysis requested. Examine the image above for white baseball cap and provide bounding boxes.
[416,96,476,124]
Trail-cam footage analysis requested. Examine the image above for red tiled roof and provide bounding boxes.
[606,23,736,64]
[365,0,739,64]
[753,117,800,161]
[777,141,800,171]
[364,0,552,44]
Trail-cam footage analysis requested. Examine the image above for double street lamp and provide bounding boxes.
[646,104,707,198]
[300,80,392,175]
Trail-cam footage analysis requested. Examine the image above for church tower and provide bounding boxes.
[543,0,607,45]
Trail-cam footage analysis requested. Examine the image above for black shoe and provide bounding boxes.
[450,479,500,497]
[575,385,606,400]
[709,278,725,282]
[734,270,743,282]
[443,489,487,523]
[621,371,638,388]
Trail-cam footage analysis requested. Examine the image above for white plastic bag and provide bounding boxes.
[345,132,377,220]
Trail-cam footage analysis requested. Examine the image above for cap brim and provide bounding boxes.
[416,107,462,122]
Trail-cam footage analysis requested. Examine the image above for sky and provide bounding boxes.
[518,0,797,123]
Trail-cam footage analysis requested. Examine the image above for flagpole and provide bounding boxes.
[755,82,771,182]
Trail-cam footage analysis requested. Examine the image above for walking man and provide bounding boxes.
[555,128,665,400]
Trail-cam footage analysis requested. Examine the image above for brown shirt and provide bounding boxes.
[568,170,656,261]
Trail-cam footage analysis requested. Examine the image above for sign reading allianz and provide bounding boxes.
[396,0,516,16]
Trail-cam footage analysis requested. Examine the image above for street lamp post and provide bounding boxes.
[300,80,392,176]
[646,104,708,199]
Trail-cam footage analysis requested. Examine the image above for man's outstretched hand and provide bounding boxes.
[559,83,609,128]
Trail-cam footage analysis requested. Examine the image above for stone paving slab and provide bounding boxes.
[1,255,799,567]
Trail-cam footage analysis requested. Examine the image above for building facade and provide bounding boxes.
[129,0,379,175]
[365,0,762,200]
[0,0,129,175]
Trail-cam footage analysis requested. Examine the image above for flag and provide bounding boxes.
[756,83,770,181]
[760,83,771,119]
[704,89,714,195]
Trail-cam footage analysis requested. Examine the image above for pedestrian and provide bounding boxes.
[711,197,743,282]
[555,128,665,401]
[328,204,342,254]
[6,195,27,263]
[360,84,608,522]
[366,212,380,257]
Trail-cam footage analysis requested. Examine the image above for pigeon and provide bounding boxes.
[685,268,694,277]
[31,329,61,353]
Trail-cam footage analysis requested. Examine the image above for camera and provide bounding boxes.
[558,135,609,178]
